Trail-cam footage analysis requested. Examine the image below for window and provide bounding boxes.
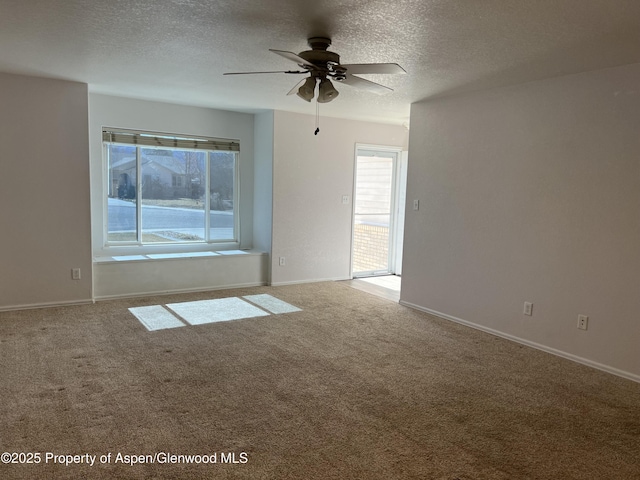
[103,128,239,246]
[171,174,184,188]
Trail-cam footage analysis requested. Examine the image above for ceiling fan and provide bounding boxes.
[224,37,406,103]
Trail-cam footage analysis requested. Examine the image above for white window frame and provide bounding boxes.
[101,128,241,255]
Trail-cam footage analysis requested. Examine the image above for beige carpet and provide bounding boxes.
[1,282,638,479]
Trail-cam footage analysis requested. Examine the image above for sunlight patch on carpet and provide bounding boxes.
[243,294,302,314]
[129,305,186,331]
[129,295,302,331]
[166,297,270,325]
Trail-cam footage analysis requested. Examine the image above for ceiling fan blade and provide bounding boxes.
[338,75,393,94]
[223,70,307,75]
[341,63,406,75]
[269,49,316,68]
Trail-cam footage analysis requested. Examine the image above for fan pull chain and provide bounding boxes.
[314,101,320,135]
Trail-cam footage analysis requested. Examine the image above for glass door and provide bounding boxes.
[352,148,399,277]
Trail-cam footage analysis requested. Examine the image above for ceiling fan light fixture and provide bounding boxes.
[297,76,316,102]
[317,77,339,103]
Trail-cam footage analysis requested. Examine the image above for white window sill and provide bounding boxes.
[94,249,263,264]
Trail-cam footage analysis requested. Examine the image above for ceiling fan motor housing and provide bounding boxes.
[307,37,332,50]
[298,37,341,72]
[298,49,340,69]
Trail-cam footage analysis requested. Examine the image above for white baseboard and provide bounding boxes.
[270,277,350,287]
[0,298,94,313]
[400,300,640,385]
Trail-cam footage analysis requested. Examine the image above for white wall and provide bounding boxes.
[94,253,267,299]
[89,94,264,298]
[253,111,274,267]
[271,111,408,285]
[0,73,92,310]
[402,63,640,381]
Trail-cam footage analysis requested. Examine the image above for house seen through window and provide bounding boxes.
[104,129,239,245]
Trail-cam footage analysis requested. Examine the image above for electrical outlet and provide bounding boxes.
[279,257,286,266]
[523,302,533,316]
[342,195,349,205]
[71,268,81,280]
[577,314,588,330]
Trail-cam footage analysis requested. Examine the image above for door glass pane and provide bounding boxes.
[209,152,236,241]
[353,154,394,275]
[140,148,206,242]
[107,145,137,242]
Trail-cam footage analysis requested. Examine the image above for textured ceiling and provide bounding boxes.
[1,0,640,125]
